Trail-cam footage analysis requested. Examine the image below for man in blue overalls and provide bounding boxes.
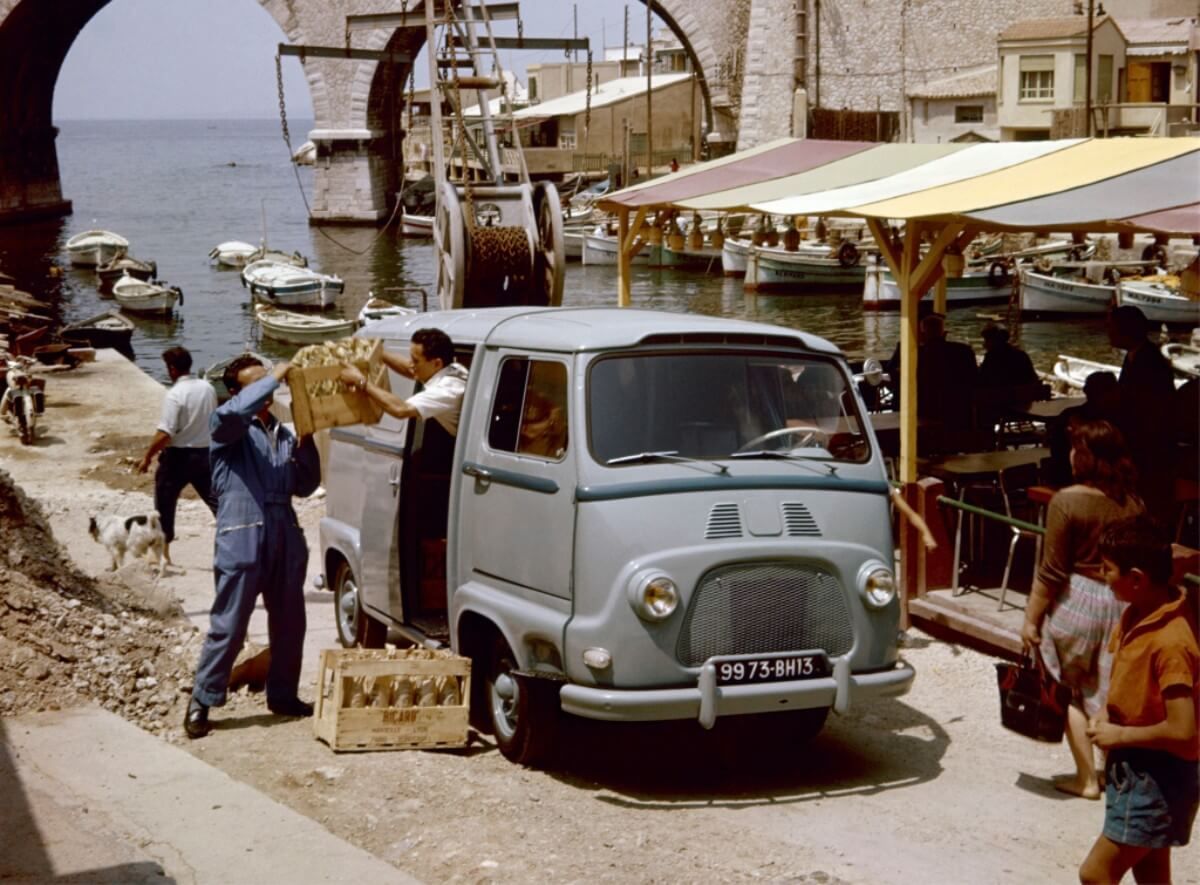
[184,355,321,739]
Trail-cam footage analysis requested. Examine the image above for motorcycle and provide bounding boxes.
[2,360,42,445]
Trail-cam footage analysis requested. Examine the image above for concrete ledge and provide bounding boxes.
[1,708,417,884]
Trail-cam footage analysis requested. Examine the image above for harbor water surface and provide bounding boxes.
[0,119,1130,385]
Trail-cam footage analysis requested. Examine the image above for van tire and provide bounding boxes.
[485,637,558,766]
[333,561,385,649]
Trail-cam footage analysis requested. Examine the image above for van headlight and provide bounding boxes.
[859,563,896,610]
[628,572,679,622]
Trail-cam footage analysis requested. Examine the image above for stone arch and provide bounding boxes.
[0,0,320,221]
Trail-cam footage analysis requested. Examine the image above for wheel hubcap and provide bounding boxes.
[337,577,359,642]
[491,665,519,739]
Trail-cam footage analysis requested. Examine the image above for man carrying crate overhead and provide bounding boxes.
[184,356,322,739]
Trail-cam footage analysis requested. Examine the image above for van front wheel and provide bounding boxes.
[333,561,385,649]
[486,638,558,766]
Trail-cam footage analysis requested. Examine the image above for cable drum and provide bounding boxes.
[465,226,534,306]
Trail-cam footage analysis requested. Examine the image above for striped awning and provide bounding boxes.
[599,137,1200,234]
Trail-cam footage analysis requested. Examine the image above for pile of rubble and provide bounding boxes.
[0,468,201,738]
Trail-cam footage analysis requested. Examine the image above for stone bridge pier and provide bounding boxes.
[0,0,764,226]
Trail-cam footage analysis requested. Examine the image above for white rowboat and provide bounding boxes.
[358,297,417,326]
[1052,354,1120,391]
[255,305,357,345]
[112,274,181,316]
[863,265,1011,310]
[1162,342,1200,378]
[241,260,343,309]
[66,230,129,268]
[1117,279,1200,326]
[208,241,258,268]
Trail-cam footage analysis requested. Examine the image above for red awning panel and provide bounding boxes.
[1117,202,1200,235]
[602,139,875,210]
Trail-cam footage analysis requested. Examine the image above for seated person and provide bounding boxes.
[340,328,468,435]
[1044,372,1119,486]
[978,323,1038,389]
[917,313,978,430]
[516,389,567,459]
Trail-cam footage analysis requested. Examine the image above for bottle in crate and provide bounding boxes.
[437,675,461,707]
[416,677,438,707]
[392,676,415,708]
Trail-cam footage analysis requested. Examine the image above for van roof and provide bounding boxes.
[361,307,842,356]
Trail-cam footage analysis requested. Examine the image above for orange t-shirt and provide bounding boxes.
[1106,591,1200,761]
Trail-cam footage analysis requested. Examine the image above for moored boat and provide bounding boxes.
[112,274,182,316]
[358,296,417,326]
[208,241,259,268]
[1116,279,1200,326]
[658,242,723,271]
[254,304,357,345]
[581,228,655,266]
[60,309,135,349]
[65,230,129,268]
[863,264,1011,310]
[1162,341,1200,378]
[241,259,343,309]
[721,237,751,277]
[563,229,585,261]
[747,241,866,291]
[97,256,157,287]
[400,212,434,237]
[1052,354,1121,391]
[1019,267,1115,315]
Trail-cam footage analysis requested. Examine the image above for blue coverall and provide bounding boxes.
[191,374,321,708]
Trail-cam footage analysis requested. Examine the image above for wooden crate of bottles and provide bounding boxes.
[313,647,471,752]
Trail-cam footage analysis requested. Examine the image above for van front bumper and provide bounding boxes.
[558,657,914,729]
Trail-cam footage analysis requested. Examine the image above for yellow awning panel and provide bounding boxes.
[851,137,1199,220]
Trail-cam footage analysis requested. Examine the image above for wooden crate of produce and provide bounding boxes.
[313,647,471,752]
[287,338,390,437]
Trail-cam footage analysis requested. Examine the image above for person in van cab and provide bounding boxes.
[339,328,468,436]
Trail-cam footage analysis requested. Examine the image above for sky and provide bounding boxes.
[53,0,664,120]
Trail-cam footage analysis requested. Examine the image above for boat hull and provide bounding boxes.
[66,231,130,268]
[61,310,135,350]
[256,308,356,345]
[659,244,722,271]
[582,232,654,266]
[400,213,434,237]
[721,238,750,277]
[863,267,1010,310]
[249,283,341,309]
[112,277,180,316]
[1020,269,1114,315]
[1117,281,1200,326]
[748,247,865,290]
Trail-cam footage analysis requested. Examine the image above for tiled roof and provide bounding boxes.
[1116,17,1195,47]
[908,66,997,99]
[999,15,1115,41]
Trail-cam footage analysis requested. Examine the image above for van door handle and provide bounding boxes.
[462,463,492,481]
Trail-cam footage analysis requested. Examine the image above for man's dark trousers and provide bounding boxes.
[154,447,217,543]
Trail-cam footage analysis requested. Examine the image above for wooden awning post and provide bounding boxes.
[934,275,948,315]
[898,224,923,483]
[617,208,631,307]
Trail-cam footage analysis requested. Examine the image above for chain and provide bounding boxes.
[274,53,402,255]
[584,49,593,133]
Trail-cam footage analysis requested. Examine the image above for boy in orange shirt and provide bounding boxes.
[1080,516,1199,884]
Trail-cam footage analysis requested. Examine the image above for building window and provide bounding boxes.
[1097,54,1114,105]
[558,129,576,149]
[1074,54,1087,103]
[954,105,984,123]
[1019,69,1054,100]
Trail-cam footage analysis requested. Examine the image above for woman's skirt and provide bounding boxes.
[1039,572,1125,718]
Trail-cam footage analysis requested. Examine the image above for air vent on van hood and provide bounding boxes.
[704,503,743,539]
[782,502,821,537]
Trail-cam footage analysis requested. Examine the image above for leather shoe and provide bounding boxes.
[268,697,314,718]
[184,698,210,739]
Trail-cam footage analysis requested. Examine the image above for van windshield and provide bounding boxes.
[588,352,872,465]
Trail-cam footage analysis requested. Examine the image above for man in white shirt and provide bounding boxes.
[138,346,218,563]
[339,328,467,435]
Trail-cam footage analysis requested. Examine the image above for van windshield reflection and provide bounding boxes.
[588,352,871,466]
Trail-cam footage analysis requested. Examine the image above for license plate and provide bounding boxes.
[714,653,829,686]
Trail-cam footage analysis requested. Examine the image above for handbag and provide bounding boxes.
[995,651,1072,742]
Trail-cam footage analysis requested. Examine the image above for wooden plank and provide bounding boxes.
[909,596,1022,656]
[450,35,590,51]
[278,44,412,64]
[346,3,520,31]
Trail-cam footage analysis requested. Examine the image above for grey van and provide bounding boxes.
[319,307,913,764]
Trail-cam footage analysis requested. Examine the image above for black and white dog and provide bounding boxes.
[88,512,167,577]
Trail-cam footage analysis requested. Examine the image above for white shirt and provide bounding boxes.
[407,364,468,436]
[158,375,217,448]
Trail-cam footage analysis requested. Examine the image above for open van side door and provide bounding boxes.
[357,350,416,622]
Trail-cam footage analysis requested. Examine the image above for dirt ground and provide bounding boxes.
[3,353,1198,884]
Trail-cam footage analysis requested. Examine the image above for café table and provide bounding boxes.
[1006,396,1086,422]
[921,447,1051,597]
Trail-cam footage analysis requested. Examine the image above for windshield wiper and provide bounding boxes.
[729,450,839,476]
[605,450,728,475]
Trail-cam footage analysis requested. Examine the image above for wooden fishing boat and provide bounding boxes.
[863,264,1010,310]
[721,237,751,277]
[581,228,656,266]
[358,296,417,326]
[254,304,357,345]
[748,241,866,290]
[112,274,182,316]
[400,211,434,237]
[1162,341,1200,378]
[65,230,129,267]
[61,309,135,349]
[1116,279,1200,326]
[97,256,157,287]
[241,259,343,309]
[1019,267,1114,315]
[208,241,259,268]
[1052,354,1121,391]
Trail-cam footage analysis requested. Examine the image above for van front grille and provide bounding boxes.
[675,562,854,667]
